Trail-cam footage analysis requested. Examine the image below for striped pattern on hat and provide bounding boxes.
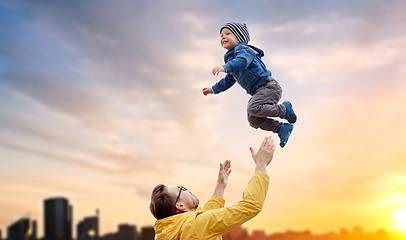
[220,22,250,43]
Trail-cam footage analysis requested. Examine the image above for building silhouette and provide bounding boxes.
[116,224,137,240]
[222,225,248,240]
[99,224,137,240]
[7,217,37,240]
[44,197,72,240]
[99,224,155,240]
[222,226,406,240]
[98,232,116,240]
[77,215,98,240]
[249,230,269,240]
[139,227,154,240]
[10,195,406,240]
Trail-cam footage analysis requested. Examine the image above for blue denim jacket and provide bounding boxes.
[211,43,274,96]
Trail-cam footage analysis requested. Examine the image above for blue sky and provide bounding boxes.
[1,0,406,236]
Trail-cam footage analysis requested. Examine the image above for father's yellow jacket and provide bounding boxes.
[154,171,269,240]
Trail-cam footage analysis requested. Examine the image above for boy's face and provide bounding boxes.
[220,28,239,50]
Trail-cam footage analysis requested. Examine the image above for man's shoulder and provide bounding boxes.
[154,212,200,240]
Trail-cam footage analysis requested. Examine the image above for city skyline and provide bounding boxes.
[1,196,154,240]
[2,200,406,240]
[1,0,406,236]
[222,225,406,240]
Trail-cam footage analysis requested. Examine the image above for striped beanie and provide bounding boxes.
[220,22,250,43]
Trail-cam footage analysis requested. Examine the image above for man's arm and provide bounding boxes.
[195,136,275,238]
[214,160,231,198]
[202,160,232,211]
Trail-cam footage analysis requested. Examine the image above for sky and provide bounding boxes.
[1,0,406,237]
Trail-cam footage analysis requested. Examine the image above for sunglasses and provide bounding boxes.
[174,186,188,212]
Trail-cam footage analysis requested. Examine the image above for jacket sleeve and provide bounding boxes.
[223,46,256,73]
[202,194,225,211]
[195,172,269,239]
[211,73,236,94]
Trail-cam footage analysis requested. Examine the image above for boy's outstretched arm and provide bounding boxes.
[202,87,214,96]
[204,73,236,96]
[212,66,227,75]
[202,66,227,96]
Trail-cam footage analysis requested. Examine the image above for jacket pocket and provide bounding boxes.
[238,69,258,94]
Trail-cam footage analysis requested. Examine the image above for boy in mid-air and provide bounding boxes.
[203,22,297,148]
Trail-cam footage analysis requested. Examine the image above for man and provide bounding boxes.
[150,136,275,239]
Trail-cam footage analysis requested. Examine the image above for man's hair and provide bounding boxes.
[150,184,176,220]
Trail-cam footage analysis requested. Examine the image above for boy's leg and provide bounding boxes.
[247,114,283,133]
[248,113,294,147]
[247,84,285,118]
[247,84,294,147]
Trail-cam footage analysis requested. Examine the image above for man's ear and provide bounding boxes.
[175,202,186,212]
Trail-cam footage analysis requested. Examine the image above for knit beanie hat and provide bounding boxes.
[220,22,250,43]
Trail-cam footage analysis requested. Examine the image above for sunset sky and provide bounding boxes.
[1,0,406,237]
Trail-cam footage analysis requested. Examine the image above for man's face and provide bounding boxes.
[167,185,199,212]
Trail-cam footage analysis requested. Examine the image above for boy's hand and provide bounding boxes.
[202,87,214,96]
[212,66,226,75]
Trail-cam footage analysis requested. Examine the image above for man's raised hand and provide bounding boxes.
[249,136,275,173]
[217,160,232,188]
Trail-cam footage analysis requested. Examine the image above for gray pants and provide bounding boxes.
[247,83,286,133]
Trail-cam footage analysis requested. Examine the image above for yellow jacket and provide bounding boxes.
[154,171,269,240]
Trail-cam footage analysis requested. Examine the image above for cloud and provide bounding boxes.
[3,75,114,131]
[0,138,123,173]
[0,1,228,175]
[244,11,406,89]
[270,35,406,85]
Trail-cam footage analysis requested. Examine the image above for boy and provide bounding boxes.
[202,22,297,148]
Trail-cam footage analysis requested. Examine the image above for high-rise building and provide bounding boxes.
[44,197,72,240]
[77,216,98,240]
[7,217,37,240]
[117,224,137,240]
[99,223,139,240]
[140,226,154,240]
[31,221,38,240]
[99,232,115,240]
[222,225,248,240]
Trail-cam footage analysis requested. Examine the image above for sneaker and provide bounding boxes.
[281,101,297,123]
[277,123,294,148]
